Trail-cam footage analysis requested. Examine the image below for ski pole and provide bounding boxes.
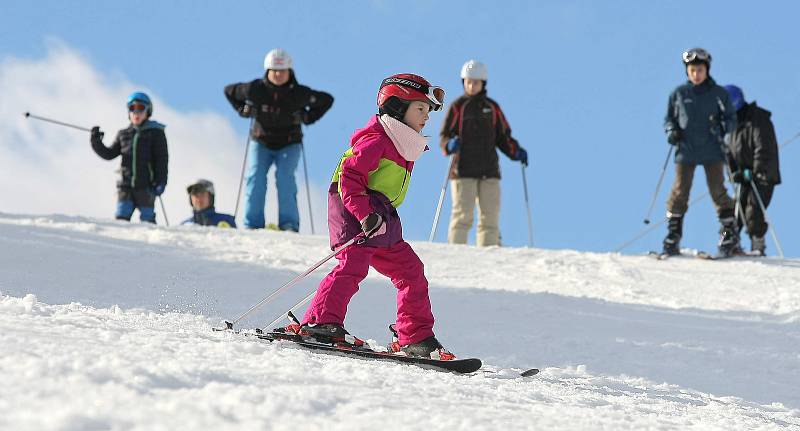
[224,233,367,329]
[428,156,455,242]
[614,219,665,252]
[780,130,800,150]
[264,289,316,332]
[300,143,315,235]
[615,191,708,252]
[733,183,744,228]
[643,146,673,224]
[521,164,534,247]
[158,196,170,226]
[24,112,91,132]
[749,179,784,258]
[724,163,747,230]
[233,113,255,221]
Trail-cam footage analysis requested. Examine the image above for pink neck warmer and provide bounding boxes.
[378,114,428,161]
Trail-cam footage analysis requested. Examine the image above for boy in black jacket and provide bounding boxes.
[91,92,168,223]
[724,85,781,255]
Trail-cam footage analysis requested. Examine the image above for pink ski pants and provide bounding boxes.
[302,240,434,345]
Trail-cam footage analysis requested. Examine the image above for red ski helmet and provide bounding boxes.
[377,74,444,120]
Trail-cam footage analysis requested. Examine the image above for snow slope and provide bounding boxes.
[1,213,799,430]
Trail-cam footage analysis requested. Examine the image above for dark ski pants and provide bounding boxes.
[666,162,735,219]
[737,183,774,239]
[116,187,156,223]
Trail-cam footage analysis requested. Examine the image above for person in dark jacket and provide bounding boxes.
[661,48,740,256]
[224,48,333,232]
[181,179,236,228]
[439,60,527,246]
[90,92,168,223]
[723,85,781,256]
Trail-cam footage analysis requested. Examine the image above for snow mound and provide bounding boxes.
[1,213,799,430]
[2,296,797,431]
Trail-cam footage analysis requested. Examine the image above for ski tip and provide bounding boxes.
[647,251,673,260]
[520,368,540,377]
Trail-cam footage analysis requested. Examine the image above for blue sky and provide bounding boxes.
[2,0,799,256]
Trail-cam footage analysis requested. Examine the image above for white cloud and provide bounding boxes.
[0,41,326,234]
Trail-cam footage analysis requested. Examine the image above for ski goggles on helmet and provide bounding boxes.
[380,77,445,110]
[187,184,210,195]
[187,179,215,195]
[128,102,148,113]
[682,48,711,64]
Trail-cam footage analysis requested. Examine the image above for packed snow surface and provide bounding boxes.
[1,213,798,430]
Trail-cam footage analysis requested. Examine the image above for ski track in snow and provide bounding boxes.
[1,213,799,430]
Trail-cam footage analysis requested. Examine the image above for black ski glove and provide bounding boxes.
[732,169,752,184]
[238,101,256,118]
[90,126,104,145]
[360,213,386,238]
[667,129,682,146]
[754,171,770,186]
[293,111,310,125]
[151,183,166,196]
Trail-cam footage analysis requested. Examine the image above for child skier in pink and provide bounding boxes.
[294,73,453,360]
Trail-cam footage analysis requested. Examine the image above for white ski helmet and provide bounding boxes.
[264,48,293,71]
[460,60,488,80]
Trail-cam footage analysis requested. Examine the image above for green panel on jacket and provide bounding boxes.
[331,148,410,208]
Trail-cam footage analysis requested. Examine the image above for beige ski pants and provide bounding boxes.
[447,178,501,246]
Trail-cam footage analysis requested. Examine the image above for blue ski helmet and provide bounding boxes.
[127,91,153,116]
[724,85,745,111]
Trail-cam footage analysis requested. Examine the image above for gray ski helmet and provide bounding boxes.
[682,47,711,71]
[187,179,215,206]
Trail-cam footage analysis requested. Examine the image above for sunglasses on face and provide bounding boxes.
[128,103,148,113]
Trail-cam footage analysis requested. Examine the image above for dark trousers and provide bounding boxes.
[737,183,774,238]
[666,162,735,219]
[116,187,156,223]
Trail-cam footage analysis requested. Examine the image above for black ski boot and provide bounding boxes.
[750,236,766,256]
[387,325,455,360]
[718,217,743,257]
[662,215,683,256]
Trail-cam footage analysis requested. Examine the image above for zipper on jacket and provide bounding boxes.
[131,130,140,187]
[389,163,410,204]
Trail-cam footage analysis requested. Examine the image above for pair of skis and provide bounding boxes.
[214,316,538,377]
[648,250,764,261]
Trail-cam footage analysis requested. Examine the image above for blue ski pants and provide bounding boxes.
[244,142,301,231]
